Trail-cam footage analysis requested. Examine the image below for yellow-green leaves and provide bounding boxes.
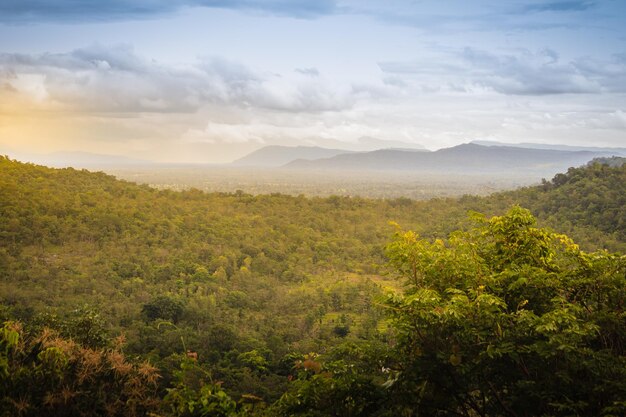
[382,207,626,417]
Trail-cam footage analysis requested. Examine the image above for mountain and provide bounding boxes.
[284,143,613,175]
[471,140,626,155]
[231,145,354,167]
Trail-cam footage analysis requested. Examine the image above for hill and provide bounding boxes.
[231,145,353,167]
[0,156,623,413]
[493,157,626,248]
[285,143,611,176]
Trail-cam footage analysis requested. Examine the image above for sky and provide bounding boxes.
[0,0,625,163]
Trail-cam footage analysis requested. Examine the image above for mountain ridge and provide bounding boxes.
[231,145,355,167]
[471,140,626,155]
[284,143,615,176]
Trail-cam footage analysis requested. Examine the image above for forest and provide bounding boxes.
[1,155,625,416]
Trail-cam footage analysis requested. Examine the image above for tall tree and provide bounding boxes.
[383,207,626,416]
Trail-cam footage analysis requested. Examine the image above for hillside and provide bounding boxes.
[231,145,354,167]
[0,156,624,414]
[285,143,612,176]
[460,157,626,251]
[501,158,626,247]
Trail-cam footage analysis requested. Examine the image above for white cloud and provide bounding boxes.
[7,73,49,101]
[181,120,382,145]
[295,67,319,77]
[379,47,626,96]
[182,122,267,144]
[0,45,358,114]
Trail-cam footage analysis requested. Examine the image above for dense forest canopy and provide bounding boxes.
[0,156,624,416]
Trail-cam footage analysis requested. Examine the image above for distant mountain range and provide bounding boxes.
[231,145,354,167]
[7,140,623,172]
[281,143,618,175]
[471,140,626,155]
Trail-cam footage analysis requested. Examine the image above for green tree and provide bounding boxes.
[162,356,239,417]
[142,295,185,323]
[383,207,626,417]
[272,348,386,417]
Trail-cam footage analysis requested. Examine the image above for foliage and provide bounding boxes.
[0,156,416,402]
[272,346,388,417]
[587,156,625,168]
[142,296,185,323]
[498,159,626,251]
[383,207,626,416]
[162,357,240,417]
[0,321,160,417]
[0,156,624,414]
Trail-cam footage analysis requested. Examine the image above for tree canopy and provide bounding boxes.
[0,156,624,415]
[383,206,626,416]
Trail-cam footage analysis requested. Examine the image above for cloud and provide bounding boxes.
[295,67,319,77]
[333,0,626,39]
[461,47,626,95]
[0,0,337,23]
[379,47,626,96]
[0,45,201,113]
[181,120,385,146]
[459,47,600,95]
[523,1,596,13]
[6,73,48,101]
[0,44,356,114]
[580,110,626,130]
[182,122,267,144]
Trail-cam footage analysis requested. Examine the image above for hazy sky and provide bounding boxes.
[1,0,625,163]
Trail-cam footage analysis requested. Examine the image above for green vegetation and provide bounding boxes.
[273,207,626,417]
[492,158,626,251]
[0,156,624,415]
[381,207,625,416]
